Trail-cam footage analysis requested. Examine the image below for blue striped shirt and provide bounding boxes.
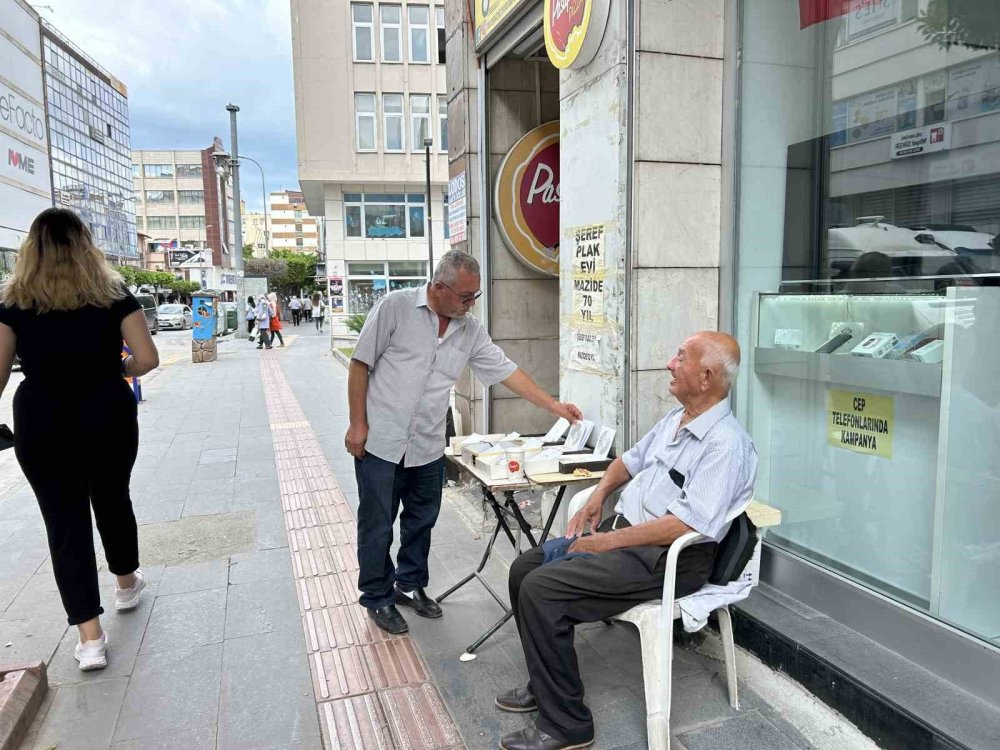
[614,399,758,543]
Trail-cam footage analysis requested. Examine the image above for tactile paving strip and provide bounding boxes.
[260,356,465,749]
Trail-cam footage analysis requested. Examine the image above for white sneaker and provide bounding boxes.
[115,569,146,611]
[74,632,108,671]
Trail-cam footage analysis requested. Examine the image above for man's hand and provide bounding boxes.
[565,495,603,538]
[551,401,583,423]
[568,532,615,555]
[345,423,369,458]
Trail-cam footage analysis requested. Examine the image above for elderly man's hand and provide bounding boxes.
[345,423,368,458]
[551,401,583,423]
[568,532,615,555]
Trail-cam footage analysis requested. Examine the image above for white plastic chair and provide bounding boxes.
[567,487,742,750]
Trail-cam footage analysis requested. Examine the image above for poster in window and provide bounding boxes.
[848,87,897,142]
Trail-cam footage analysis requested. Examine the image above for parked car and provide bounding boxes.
[157,303,193,330]
[135,294,158,335]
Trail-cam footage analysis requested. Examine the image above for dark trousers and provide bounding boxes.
[13,380,140,626]
[509,531,718,742]
[246,319,255,336]
[292,310,301,326]
[354,453,444,609]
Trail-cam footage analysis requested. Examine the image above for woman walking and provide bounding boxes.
[302,295,313,323]
[267,292,285,347]
[245,295,257,341]
[255,295,272,349]
[0,208,159,671]
[312,293,325,332]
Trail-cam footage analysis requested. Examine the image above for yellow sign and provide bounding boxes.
[828,389,894,459]
[544,0,609,69]
[570,223,606,325]
[475,0,533,48]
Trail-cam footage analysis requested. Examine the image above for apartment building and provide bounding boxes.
[269,189,320,254]
[290,0,449,326]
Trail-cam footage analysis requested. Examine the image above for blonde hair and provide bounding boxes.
[3,208,125,312]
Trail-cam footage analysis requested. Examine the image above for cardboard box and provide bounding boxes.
[851,332,898,359]
[558,456,613,474]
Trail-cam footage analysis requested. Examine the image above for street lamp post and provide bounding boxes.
[237,154,270,254]
[226,104,246,339]
[424,137,434,279]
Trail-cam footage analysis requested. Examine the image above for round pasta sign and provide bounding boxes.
[544,0,609,69]
[493,121,560,277]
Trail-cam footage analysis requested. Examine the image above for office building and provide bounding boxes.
[269,189,319,254]
[243,208,268,257]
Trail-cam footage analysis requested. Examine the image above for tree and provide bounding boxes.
[919,0,1000,51]
[243,244,254,261]
[246,250,319,300]
[345,313,367,334]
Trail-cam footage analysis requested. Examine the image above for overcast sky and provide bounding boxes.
[35,0,298,212]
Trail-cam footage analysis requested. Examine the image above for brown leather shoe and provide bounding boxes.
[495,685,537,713]
[499,727,594,750]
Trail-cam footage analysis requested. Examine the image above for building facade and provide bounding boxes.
[269,189,320,254]
[242,208,268,257]
[41,21,137,263]
[0,0,52,277]
[447,0,1000,731]
[290,0,449,330]
[132,144,238,298]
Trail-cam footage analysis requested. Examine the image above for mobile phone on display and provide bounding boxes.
[815,332,853,354]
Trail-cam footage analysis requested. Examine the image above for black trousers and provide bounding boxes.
[13,379,140,626]
[354,453,444,609]
[292,309,301,325]
[509,529,718,743]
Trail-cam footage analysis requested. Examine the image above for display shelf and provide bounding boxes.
[753,347,943,398]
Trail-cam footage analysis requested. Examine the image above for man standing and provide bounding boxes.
[289,296,302,326]
[496,332,757,750]
[346,250,582,634]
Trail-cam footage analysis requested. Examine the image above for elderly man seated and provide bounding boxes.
[496,332,758,750]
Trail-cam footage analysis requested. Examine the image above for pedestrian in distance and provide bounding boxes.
[302,295,313,322]
[290,295,302,326]
[312,292,325,332]
[256,294,273,349]
[345,250,582,635]
[268,292,285,347]
[246,295,257,341]
[0,208,159,671]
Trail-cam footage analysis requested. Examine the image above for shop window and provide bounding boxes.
[352,3,374,61]
[343,193,426,238]
[380,5,402,63]
[355,93,377,151]
[410,94,431,151]
[438,95,448,152]
[408,5,430,63]
[436,6,446,64]
[347,261,428,313]
[383,93,405,151]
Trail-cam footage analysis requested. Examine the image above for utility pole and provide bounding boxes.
[424,137,434,279]
[227,104,246,338]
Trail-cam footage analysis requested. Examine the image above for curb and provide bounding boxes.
[331,347,351,369]
[0,662,48,750]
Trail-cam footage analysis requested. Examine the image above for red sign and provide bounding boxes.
[798,0,851,29]
[493,121,560,277]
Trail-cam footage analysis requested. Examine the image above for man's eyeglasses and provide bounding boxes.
[437,280,482,304]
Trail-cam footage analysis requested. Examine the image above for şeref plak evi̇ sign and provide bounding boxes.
[827,389,893,459]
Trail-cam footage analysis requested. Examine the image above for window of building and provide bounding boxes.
[436,6,446,64]
[347,260,428,313]
[352,3,374,61]
[143,164,174,178]
[178,190,204,204]
[443,190,449,239]
[135,215,143,230]
[132,164,140,178]
[355,93,377,151]
[380,5,402,63]
[144,190,174,204]
[343,193,426,238]
[408,5,430,63]
[176,164,203,179]
[410,95,430,151]
[438,95,448,152]
[383,93,405,152]
[145,215,177,230]
[179,216,206,229]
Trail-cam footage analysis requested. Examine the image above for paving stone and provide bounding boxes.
[302,607,364,652]
[310,646,375,701]
[133,497,185,525]
[679,710,804,750]
[1,573,69,622]
[0,616,66,665]
[364,637,429,689]
[112,642,223,744]
[224,577,302,639]
[181,491,233,518]
[157,560,230,597]
[217,632,320,750]
[233,476,281,508]
[140,588,227,654]
[228,546,293,584]
[110,725,218,749]
[136,513,255,567]
[30,676,130,750]
[379,684,464,749]
[193,460,237,480]
[317,695,396,750]
[666,666,756,734]
[199,447,238,464]
[235,459,278,480]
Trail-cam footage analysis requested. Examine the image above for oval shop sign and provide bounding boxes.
[493,121,560,277]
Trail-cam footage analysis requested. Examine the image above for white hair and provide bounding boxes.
[701,339,740,392]
[432,250,480,284]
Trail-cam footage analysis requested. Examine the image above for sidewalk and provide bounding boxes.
[0,330,876,750]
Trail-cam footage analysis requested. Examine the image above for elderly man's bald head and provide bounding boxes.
[691,332,740,392]
[667,332,741,406]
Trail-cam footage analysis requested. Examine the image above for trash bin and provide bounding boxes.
[191,291,219,363]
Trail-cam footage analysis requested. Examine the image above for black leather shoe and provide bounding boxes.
[495,685,537,713]
[367,605,408,634]
[499,727,594,750]
[394,586,443,619]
